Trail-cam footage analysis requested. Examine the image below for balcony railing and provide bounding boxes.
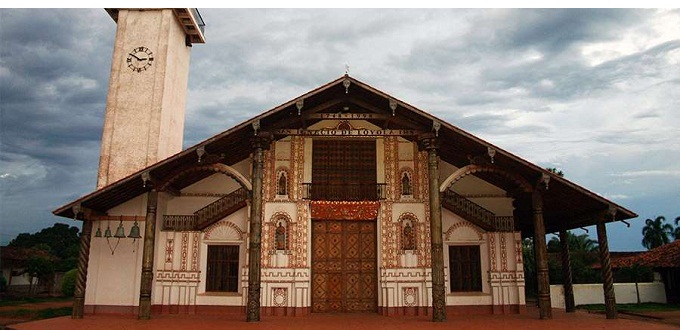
[302,183,386,201]
[442,190,515,232]
[163,188,248,231]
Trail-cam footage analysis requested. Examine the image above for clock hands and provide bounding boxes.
[128,53,142,61]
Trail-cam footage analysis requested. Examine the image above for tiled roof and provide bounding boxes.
[611,240,680,268]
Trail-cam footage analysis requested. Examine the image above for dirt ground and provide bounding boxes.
[6,305,680,330]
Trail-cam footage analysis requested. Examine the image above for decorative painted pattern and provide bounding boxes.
[500,234,508,272]
[310,201,379,220]
[165,238,174,264]
[489,232,497,272]
[516,239,523,264]
[180,233,189,271]
[156,270,200,283]
[272,287,288,307]
[380,201,395,268]
[295,201,309,268]
[203,220,245,241]
[443,221,485,241]
[191,232,200,271]
[403,287,418,307]
[290,136,305,201]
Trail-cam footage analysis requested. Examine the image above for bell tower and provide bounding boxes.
[97,9,205,187]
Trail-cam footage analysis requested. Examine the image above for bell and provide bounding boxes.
[104,225,112,238]
[128,221,142,239]
[95,226,102,238]
[114,221,126,238]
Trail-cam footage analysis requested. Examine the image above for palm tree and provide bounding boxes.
[641,216,673,250]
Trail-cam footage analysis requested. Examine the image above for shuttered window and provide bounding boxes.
[449,245,482,292]
[206,245,239,292]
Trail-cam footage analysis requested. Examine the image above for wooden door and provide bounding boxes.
[312,220,377,312]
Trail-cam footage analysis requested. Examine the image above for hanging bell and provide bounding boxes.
[128,221,142,239]
[104,225,112,238]
[114,221,126,238]
[95,226,102,238]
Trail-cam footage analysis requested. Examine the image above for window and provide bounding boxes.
[449,245,482,292]
[206,245,239,292]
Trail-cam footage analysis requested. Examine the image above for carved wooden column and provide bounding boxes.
[420,134,446,322]
[597,212,617,319]
[246,132,271,322]
[72,219,93,319]
[532,189,552,319]
[559,229,575,313]
[139,189,159,319]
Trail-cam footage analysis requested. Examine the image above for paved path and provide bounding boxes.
[8,307,680,330]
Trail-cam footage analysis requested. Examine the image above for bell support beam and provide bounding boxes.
[420,133,446,322]
[532,189,552,319]
[138,189,159,319]
[559,229,575,312]
[246,132,272,322]
[597,210,617,319]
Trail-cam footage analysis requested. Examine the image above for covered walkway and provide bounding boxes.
[9,307,679,330]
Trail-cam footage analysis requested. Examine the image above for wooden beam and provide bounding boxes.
[90,215,146,222]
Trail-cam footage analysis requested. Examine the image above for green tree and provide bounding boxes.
[545,167,564,177]
[547,232,600,284]
[8,223,80,272]
[673,216,680,241]
[26,256,55,295]
[641,216,673,250]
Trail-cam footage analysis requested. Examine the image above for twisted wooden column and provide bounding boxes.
[532,190,552,319]
[559,229,575,313]
[420,134,446,322]
[246,132,271,322]
[139,189,159,319]
[597,216,617,319]
[72,219,93,319]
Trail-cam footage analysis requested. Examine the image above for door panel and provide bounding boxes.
[312,220,377,312]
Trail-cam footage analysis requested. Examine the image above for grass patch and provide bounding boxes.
[0,296,72,307]
[0,306,71,320]
[577,303,680,312]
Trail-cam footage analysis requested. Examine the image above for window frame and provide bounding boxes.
[448,245,483,293]
[205,244,240,293]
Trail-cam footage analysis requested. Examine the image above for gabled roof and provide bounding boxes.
[612,240,680,268]
[53,75,636,236]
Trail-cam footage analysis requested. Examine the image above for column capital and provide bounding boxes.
[418,133,439,151]
[251,132,273,150]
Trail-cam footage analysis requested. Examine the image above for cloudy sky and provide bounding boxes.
[1,8,679,250]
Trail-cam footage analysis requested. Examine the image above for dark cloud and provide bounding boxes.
[1,9,678,252]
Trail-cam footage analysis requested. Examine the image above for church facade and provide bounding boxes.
[54,9,635,322]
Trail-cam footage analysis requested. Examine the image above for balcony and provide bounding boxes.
[302,183,386,201]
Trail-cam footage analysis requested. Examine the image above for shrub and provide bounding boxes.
[0,273,6,292]
[61,269,77,297]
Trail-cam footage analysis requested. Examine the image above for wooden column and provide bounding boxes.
[597,214,617,319]
[532,190,552,319]
[139,189,159,319]
[246,133,271,322]
[72,219,93,319]
[420,134,446,322]
[559,229,575,313]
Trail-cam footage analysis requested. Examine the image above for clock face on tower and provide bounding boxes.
[126,46,154,72]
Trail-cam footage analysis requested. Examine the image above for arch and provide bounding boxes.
[398,212,419,251]
[204,220,244,241]
[444,221,484,242]
[270,211,293,251]
[159,163,252,192]
[439,164,532,193]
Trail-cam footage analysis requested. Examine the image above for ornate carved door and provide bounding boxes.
[312,220,377,312]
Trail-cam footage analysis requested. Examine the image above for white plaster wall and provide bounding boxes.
[85,194,147,307]
[550,283,667,308]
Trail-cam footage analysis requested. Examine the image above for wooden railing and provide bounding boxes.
[163,188,248,231]
[302,183,386,201]
[441,190,514,232]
